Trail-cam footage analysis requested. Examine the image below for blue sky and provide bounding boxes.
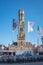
[0,0,43,45]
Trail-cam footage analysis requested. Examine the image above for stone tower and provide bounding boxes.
[18,10,26,46]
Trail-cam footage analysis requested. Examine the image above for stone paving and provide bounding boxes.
[0,62,43,65]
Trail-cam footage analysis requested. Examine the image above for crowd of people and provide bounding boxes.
[0,54,43,63]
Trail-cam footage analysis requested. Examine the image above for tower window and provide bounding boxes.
[20,28,23,31]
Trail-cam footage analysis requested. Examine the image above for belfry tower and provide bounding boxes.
[18,10,26,46]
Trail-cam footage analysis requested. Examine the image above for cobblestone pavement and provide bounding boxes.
[0,62,43,65]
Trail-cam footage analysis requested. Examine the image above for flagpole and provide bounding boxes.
[28,21,34,44]
[12,30,14,44]
[37,26,40,45]
[27,24,28,43]
[12,19,18,44]
[37,36,39,45]
[28,32,30,42]
[12,19,14,44]
[28,22,29,43]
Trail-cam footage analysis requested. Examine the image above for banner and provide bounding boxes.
[28,22,34,32]
[13,19,18,30]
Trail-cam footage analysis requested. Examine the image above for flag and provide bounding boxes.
[37,26,43,36]
[13,19,18,30]
[41,30,43,36]
[28,22,34,32]
[37,26,42,35]
[37,26,41,34]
